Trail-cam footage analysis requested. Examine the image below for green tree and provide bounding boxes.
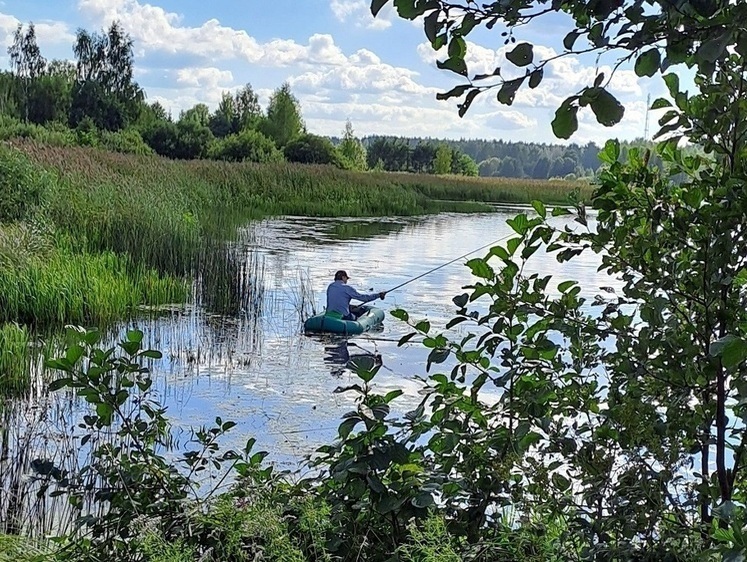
[366,137,410,171]
[179,103,210,127]
[338,120,367,171]
[71,22,142,129]
[259,82,304,148]
[284,133,341,166]
[452,152,478,176]
[433,144,452,174]
[7,23,47,122]
[376,0,747,557]
[234,83,262,131]
[209,92,237,138]
[412,142,436,173]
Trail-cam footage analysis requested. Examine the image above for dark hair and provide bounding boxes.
[334,270,348,281]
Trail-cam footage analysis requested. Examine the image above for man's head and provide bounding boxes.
[334,270,349,283]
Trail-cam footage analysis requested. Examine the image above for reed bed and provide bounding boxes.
[0,324,31,394]
[0,249,189,327]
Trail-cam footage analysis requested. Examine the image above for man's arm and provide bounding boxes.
[345,285,380,303]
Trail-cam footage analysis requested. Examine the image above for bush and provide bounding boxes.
[284,133,341,166]
[208,128,284,163]
[144,120,213,159]
[99,128,153,155]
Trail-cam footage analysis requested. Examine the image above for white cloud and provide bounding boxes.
[77,0,345,67]
[175,67,233,89]
[289,48,434,96]
[329,0,392,30]
[0,12,74,50]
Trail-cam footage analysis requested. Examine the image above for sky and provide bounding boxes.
[0,0,671,145]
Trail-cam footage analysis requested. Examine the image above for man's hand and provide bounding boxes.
[379,291,386,300]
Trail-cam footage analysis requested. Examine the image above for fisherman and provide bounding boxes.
[326,270,385,321]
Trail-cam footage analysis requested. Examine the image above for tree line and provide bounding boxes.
[3,20,659,180]
[2,22,481,176]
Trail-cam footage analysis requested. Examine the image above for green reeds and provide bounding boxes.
[0,323,31,395]
[0,249,189,327]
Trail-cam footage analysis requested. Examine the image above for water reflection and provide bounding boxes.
[3,210,624,536]
[323,339,383,378]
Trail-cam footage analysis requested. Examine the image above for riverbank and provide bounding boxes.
[0,141,590,390]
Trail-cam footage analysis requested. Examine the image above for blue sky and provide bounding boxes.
[0,0,668,144]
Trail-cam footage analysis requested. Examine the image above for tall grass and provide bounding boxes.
[0,249,189,327]
[10,141,589,275]
[0,323,31,394]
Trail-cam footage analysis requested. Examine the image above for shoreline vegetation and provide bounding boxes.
[0,139,589,382]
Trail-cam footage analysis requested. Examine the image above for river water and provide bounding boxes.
[2,207,627,535]
[132,208,618,468]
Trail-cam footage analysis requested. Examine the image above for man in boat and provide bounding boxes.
[326,270,386,321]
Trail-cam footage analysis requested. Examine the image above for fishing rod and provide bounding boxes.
[383,233,514,294]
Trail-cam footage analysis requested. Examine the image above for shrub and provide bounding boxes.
[99,128,153,155]
[284,133,341,166]
[208,129,284,163]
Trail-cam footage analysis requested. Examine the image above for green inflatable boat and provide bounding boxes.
[304,306,385,335]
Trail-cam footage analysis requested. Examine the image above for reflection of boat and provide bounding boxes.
[324,340,383,377]
[304,306,385,335]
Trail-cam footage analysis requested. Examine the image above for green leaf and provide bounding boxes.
[587,87,625,126]
[338,417,360,439]
[415,320,431,333]
[558,280,576,293]
[490,245,510,261]
[48,378,72,392]
[663,73,680,98]
[531,200,546,219]
[597,139,620,164]
[424,10,439,45]
[506,213,529,235]
[634,49,660,77]
[711,335,747,369]
[552,100,578,139]
[563,31,581,50]
[427,348,450,370]
[650,97,671,110]
[393,0,415,17]
[126,329,144,344]
[412,492,435,508]
[506,42,533,67]
[698,32,730,63]
[551,472,571,491]
[391,308,409,322]
[384,389,403,403]
[458,89,480,117]
[398,332,417,346]
[507,237,521,256]
[437,57,468,76]
[141,349,163,359]
[448,36,467,58]
[452,293,469,307]
[371,0,390,16]
[528,68,543,89]
[497,77,524,105]
[466,258,494,279]
[65,344,84,365]
[436,84,470,100]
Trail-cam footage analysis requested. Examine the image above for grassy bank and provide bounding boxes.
[0,140,589,392]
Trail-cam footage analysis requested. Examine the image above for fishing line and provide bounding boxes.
[383,232,514,293]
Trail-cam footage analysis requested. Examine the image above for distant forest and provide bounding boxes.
[357,136,607,179]
[2,20,653,181]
